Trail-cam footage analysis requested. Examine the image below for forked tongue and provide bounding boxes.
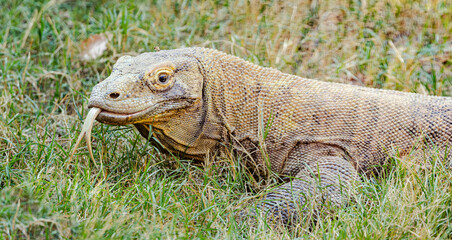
[68,107,101,166]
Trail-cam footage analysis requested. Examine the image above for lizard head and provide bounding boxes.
[87,49,204,126]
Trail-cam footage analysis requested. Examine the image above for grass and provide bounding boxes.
[0,0,451,238]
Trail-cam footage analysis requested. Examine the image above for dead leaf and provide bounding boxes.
[80,33,108,61]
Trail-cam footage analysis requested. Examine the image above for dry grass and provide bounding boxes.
[0,0,451,239]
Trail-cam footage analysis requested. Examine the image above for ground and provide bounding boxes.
[0,0,451,239]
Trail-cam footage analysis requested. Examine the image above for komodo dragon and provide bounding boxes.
[70,47,452,223]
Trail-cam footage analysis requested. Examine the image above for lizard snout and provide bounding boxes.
[87,77,154,116]
[88,76,134,108]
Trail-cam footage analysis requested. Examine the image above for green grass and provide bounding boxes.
[1,0,451,239]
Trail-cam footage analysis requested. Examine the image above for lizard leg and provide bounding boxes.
[258,156,359,224]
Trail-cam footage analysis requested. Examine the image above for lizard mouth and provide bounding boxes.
[87,103,162,125]
[94,107,153,125]
[88,98,198,125]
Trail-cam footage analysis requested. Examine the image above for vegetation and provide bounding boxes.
[1,0,451,238]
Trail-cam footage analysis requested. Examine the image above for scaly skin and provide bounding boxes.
[87,47,452,223]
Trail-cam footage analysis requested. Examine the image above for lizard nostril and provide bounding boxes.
[109,92,120,99]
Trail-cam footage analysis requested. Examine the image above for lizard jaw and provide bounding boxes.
[87,103,158,125]
[94,107,152,125]
[89,98,198,125]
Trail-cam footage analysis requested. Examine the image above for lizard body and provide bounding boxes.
[86,47,451,222]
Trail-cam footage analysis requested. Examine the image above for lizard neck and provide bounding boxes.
[201,50,264,139]
[199,49,296,170]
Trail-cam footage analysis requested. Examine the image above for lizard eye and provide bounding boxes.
[148,68,175,91]
[158,73,169,83]
[144,64,176,91]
